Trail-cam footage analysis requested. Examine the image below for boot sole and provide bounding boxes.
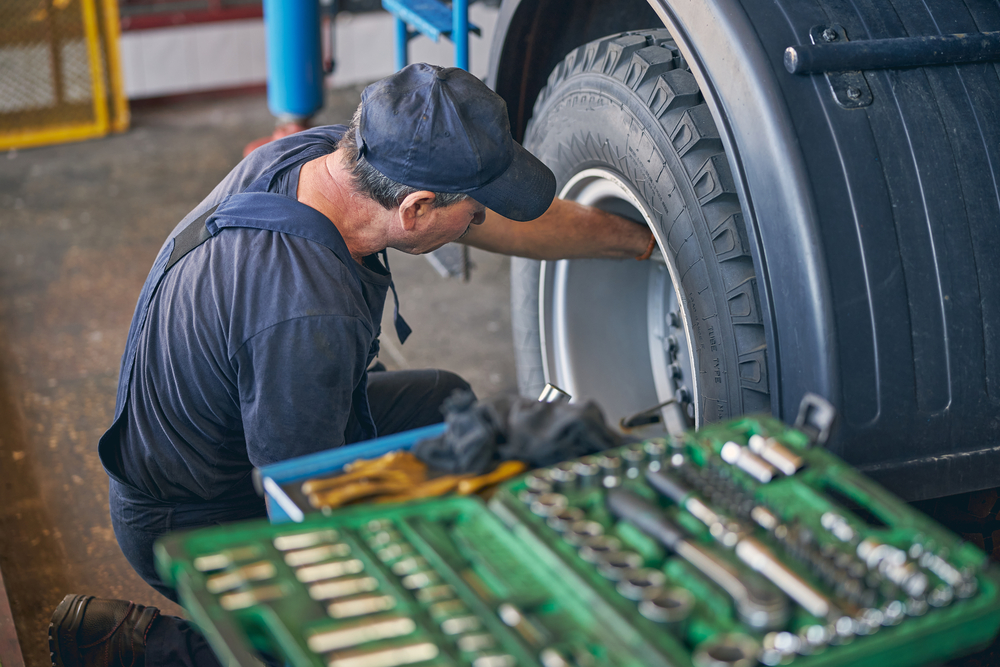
[48,594,91,667]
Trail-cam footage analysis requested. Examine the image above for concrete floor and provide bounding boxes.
[0,86,517,667]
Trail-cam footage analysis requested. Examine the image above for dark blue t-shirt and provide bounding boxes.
[115,126,392,502]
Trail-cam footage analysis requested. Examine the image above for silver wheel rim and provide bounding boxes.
[538,168,698,433]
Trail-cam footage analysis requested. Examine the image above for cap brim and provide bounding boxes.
[464,142,556,222]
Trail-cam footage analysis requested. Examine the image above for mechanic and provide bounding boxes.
[47,63,655,667]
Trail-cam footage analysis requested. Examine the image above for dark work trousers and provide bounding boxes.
[111,368,472,667]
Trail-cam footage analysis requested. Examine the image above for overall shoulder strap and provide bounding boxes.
[98,200,224,488]
[165,204,219,270]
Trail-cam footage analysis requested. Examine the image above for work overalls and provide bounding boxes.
[98,187,390,599]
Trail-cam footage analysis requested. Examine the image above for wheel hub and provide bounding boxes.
[538,168,698,434]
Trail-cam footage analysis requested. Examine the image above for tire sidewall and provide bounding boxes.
[520,67,762,422]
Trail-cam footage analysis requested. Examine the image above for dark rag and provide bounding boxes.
[413,390,623,474]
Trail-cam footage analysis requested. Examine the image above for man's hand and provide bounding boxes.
[459,198,654,261]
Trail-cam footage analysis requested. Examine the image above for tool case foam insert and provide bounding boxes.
[156,415,1000,667]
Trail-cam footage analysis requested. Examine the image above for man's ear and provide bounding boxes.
[398,191,437,231]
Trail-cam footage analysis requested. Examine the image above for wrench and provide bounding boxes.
[646,468,842,621]
[606,488,789,630]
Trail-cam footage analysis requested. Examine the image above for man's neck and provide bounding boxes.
[297,149,390,263]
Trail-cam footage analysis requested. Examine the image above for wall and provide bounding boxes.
[118,6,499,100]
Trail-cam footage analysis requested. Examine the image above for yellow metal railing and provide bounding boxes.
[0,0,129,150]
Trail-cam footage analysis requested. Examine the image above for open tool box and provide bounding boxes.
[156,413,1000,667]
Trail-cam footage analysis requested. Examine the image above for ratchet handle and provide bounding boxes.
[606,488,683,549]
[607,488,790,630]
[645,468,692,505]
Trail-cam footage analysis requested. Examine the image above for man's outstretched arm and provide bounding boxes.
[460,198,654,261]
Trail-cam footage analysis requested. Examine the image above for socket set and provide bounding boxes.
[155,495,660,667]
[157,413,1000,667]
[489,414,1000,667]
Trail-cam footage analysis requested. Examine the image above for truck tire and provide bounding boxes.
[511,29,770,430]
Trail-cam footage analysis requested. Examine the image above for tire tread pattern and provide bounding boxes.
[513,30,769,417]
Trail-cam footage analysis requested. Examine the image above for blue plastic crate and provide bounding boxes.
[253,423,445,523]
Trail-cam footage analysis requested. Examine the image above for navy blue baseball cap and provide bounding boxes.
[356,63,556,222]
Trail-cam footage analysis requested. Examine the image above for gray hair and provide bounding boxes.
[340,104,469,210]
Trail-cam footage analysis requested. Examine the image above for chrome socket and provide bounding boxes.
[415,584,455,604]
[827,615,856,644]
[721,441,777,484]
[219,584,285,611]
[272,529,340,552]
[401,571,441,590]
[852,608,884,635]
[307,615,417,653]
[295,559,365,583]
[546,506,586,532]
[376,544,414,563]
[428,599,467,621]
[616,568,667,600]
[363,519,394,533]
[598,454,623,487]
[390,556,429,577]
[644,441,667,471]
[880,600,905,626]
[194,545,262,572]
[472,656,516,667]
[327,594,396,619]
[692,633,760,667]
[206,561,277,594]
[621,444,647,479]
[539,648,572,667]
[530,493,568,517]
[821,512,855,543]
[905,596,929,616]
[549,461,578,490]
[441,615,482,635]
[563,520,604,546]
[928,583,954,607]
[328,642,438,667]
[457,633,496,652]
[577,535,623,563]
[691,633,760,667]
[308,576,379,601]
[367,530,403,548]
[573,457,601,487]
[597,551,644,581]
[518,489,541,505]
[796,624,830,655]
[524,471,554,493]
[748,434,803,476]
[761,631,801,665]
[283,543,352,567]
[639,587,694,627]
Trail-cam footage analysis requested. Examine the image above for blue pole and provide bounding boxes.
[394,16,409,71]
[453,0,469,70]
[263,0,324,121]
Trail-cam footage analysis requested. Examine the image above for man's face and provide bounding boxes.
[407,198,486,254]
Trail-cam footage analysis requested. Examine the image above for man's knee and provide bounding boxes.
[367,368,475,436]
[433,369,474,403]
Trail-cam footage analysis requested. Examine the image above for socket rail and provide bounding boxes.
[156,415,1000,667]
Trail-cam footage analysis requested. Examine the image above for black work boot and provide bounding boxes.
[49,594,160,667]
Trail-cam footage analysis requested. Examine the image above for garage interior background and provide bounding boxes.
[5,2,1000,667]
[0,2,508,666]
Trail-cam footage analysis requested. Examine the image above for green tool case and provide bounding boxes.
[155,415,1000,667]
